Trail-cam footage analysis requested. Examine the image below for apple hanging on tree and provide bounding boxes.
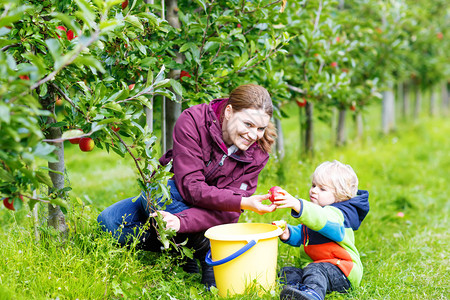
[296,98,307,107]
[3,195,23,211]
[180,70,191,82]
[79,137,95,152]
[69,129,84,144]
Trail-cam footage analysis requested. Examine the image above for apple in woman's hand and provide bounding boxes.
[269,186,283,202]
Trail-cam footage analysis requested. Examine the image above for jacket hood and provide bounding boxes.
[332,189,369,231]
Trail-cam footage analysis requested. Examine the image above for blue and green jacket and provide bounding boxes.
[283,190,370,287]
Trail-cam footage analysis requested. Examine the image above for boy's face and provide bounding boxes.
[309,182,336,206]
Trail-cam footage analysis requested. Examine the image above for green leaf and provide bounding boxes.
[45,39,63,69]
[74,55,106,73]
[193,0,206,12]
[170,79,183,98]
[0,168,14,182]
[33,143,56,159]
[0,103,10,124]
[74,0,96,25]
[35,171,53,187]
[50,197,68,209]
[179,42,195,53]
[135,40,146,55]
[99,19,121,32]
[125,15,144,31]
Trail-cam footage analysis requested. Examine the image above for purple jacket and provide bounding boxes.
[159,98,270,233]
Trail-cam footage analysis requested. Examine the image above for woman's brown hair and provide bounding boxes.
[226,84,277,153]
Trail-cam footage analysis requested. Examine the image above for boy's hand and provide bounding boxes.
[272,220,290,241]
[269,187,301,213]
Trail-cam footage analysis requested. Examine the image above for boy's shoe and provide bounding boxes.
[280,284,322,300]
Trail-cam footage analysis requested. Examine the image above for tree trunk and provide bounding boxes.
[336,108,347,147]
[164,0,183,150]
[382,84,396,134]
[144,104,153,131]
[414,85,421,119]
[442,81,449,116]
[275,118,285,160]
[304,101,314,155]
[430,86,437,117]
[356,111,363,141]
[402,81,410,119]
[41,92,68,236]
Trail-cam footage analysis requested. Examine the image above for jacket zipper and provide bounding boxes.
[205,154,227,180]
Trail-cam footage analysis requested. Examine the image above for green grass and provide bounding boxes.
[0,106,449,299]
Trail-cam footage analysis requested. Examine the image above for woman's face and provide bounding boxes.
[222,105,270,151]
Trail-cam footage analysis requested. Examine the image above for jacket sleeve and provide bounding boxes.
[282,224,304,247]
[175,207,240,233]
[294,199,346,242]
[171,109,266,212]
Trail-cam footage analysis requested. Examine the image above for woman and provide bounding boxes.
[97,84,277,288]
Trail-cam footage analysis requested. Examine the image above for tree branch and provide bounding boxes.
[50,83,84,114]
[112,131,147,183]
[287,84,305,94]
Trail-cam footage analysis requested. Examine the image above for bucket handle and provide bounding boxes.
[205,240,257,266]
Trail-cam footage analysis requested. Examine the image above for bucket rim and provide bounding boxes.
[204,223,283,242]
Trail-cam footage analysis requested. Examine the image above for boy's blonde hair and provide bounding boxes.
[312,160,358,202]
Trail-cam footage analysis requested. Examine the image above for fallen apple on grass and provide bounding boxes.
[79,137,95,152]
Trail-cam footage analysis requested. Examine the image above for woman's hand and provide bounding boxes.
[152,211,181,232]
[240,194,277,215]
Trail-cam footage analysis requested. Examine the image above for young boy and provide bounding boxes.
[271,160,370,300]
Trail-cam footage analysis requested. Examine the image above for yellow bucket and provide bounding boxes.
[204,223,282,297]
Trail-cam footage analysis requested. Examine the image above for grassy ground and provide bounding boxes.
[0,106,449,299]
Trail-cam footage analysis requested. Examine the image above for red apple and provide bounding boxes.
[122,0,129,9]
[331,62,338,68]
[296,98,307,108]
[111,124,120,132]
[269,186,283,203]
[180,70,191,82]
[19,75,30,80]
[3,198,14,210]
[55,97,63,106]
[437,32,443,40]
[3,195,23,211]
[69,129,83,144]
[128,83,135,90]
[237,24,242,28]
[350,102,356,111]
[66,29,75,41]
[336,36,340,43]
[79,137,95,152]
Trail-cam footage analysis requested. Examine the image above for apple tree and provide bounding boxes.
[1,0,176,244]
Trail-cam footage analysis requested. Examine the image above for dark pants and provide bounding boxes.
[97,180,210,259]
[278,262,351,299]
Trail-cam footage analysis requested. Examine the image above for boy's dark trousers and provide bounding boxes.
[279,262,351,299]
